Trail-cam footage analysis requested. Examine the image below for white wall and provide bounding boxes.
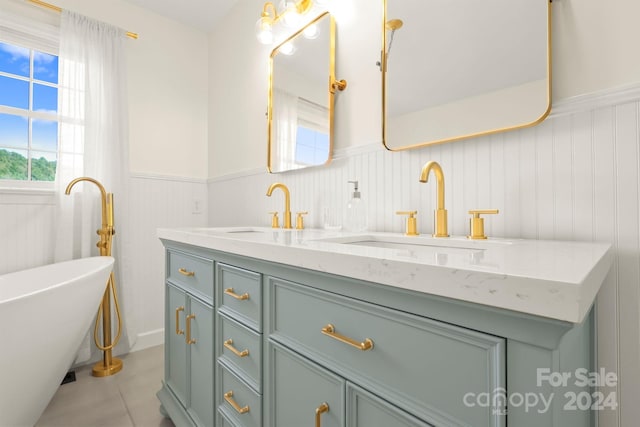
[552,0,640,100]
[207,1,640,425]
[51,0,210,179]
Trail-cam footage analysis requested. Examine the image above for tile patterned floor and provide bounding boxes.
[36,345,174,427]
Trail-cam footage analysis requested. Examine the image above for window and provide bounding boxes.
[0,40,59,182]
[294,97,329,166]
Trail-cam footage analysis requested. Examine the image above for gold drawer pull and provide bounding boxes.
[186,314,196,344]
[224,339,250,358]
[224,390,250,414]
[224,288,250,301]
[321,324,373,351]
[315,402,329,427]
[175,306,185,335]
[178,268,195,277]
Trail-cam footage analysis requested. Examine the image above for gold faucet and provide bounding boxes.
[65,177,115,251]
[419,161,449,237]
[266,183,292,229]
[65,176,123,377]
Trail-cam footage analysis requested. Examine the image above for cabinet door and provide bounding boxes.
[187,297,214,427]
[347,383,433,427]
[269,342,344,427]
[166,284,188,406]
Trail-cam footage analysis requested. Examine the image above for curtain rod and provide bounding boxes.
[27,0,139,39]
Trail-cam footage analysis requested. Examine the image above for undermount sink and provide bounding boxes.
[223,227,265,234]
[313,234,513,256]
[197,227,267,235]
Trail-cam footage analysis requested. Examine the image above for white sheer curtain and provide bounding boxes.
[54,10,134,362]
[273,89,299,171]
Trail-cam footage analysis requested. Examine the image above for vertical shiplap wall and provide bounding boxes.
[209,89,640,426]
[0,192,56,274]
[126,175,208,348]
[0,176,207,351]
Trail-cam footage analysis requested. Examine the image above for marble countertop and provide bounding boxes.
[158,226,613,324]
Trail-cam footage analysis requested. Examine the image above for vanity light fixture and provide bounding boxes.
[256,0,324,46]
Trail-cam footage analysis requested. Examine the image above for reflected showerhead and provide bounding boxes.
[386,19,403,31]
[386,18,403,63]
[377,18,404,70]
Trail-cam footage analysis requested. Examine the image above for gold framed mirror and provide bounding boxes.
[267,11,345,173]
[382,0,552,150]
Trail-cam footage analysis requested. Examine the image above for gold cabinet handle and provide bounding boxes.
[175,306,184,335]
[224,288,250,301]
[224,391,250,414]
[321,324,373,351]
[224,339,249,358]
[185,314,196,344]
[178,268,195,277]
[315,402,329,427]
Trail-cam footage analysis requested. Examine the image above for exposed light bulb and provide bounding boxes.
[255,17,274,44]
[303,23,319,39]
[279,41,296,55]
[281,0,301,27]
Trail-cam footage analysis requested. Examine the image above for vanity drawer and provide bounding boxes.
[218,364,262,427]
[167,250,214,301]
[218,313,262,393]
[217,263,262,332]
[269,277,506,427]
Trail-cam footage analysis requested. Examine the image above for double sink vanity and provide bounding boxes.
[157,219,611,427]
[157,0,604,424]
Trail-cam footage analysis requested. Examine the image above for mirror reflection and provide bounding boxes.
[268,12,335,173]
[383,0,551,150]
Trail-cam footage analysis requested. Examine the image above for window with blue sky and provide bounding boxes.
[0,41,59,181]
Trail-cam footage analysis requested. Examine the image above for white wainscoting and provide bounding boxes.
[127,174,208,346]
[0,190,56,274]
[208,84,640,426]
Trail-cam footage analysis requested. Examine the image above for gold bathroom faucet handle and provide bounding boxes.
[396,211,419,236]
[296,211,308,230]
[269,211,280,228]
[467,209,499,240]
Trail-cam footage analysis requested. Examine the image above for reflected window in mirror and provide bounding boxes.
[268,12,343,173]
[382,0,552,150]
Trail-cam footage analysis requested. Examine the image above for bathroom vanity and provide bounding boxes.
[156,227,612,427]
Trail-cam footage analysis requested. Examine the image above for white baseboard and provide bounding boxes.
[130,328,164,352]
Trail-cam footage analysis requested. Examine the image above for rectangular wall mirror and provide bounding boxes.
[268,11,339,173]
[382,0,552,150]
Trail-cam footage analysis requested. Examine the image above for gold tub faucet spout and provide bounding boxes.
[419,161,449,237]
[266,182,292,229]
[65,177,115,251]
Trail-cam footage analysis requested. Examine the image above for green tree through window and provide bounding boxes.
[0,41,58,181]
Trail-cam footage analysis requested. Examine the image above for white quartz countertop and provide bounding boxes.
[158,226,613,324]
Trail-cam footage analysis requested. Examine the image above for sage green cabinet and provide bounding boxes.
[266,276,505,426]
[347,383,433,427]
[158,250,214,427]
[165,284,188,407]
[269,342,344,427]
[268,341,435,427]
[158,239,598,427]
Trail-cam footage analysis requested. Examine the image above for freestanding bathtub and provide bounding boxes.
[0,256,114,427]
